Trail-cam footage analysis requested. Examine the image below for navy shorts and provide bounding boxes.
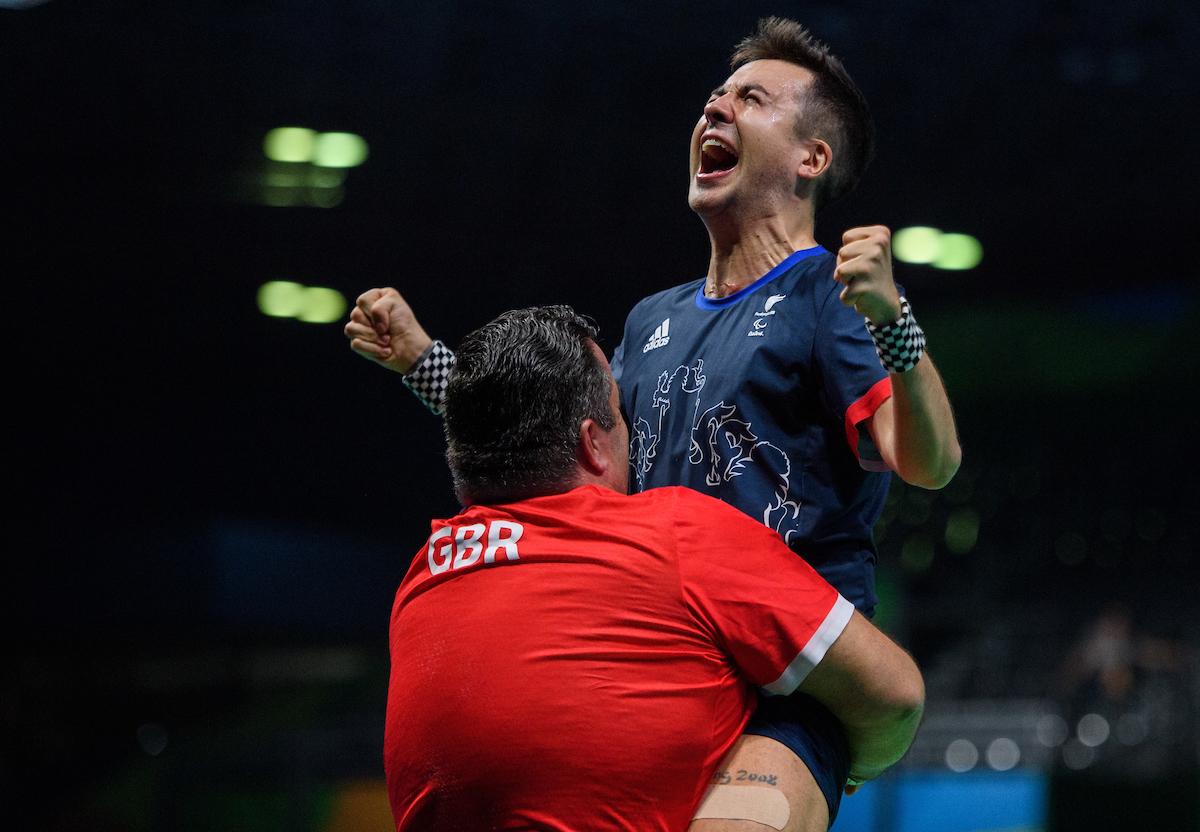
[742,690,850,826]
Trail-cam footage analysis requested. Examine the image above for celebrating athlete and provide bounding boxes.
[351,17,959,828]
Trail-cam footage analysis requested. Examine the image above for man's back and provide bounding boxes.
[385,485,850,830]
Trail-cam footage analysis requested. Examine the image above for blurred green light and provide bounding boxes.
[264,167,306,188]
[307,167,347,189]
[307,186,346,209]
[893,226,943,264]
[312,132,369,168]
[257,281,307,317]
[263,127,316,163]
[932,233,983,270]
[900,534,935,572]
[297,287,348,323]
[944,508,980,554]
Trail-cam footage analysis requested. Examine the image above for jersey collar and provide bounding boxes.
[694,246,827,310]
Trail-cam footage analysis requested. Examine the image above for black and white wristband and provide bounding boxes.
[402,340,456,415]
[866,297,926,374]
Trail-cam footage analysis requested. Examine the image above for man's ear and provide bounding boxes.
[794,137,832,198]
[577,418,611,476]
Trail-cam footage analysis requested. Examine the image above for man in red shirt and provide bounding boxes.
[385,305,923,831]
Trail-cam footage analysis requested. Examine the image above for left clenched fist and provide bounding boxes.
[834,225,902,325]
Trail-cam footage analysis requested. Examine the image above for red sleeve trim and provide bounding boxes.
[843,376,892,459]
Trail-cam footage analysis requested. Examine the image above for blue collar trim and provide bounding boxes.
[694,246,827,310]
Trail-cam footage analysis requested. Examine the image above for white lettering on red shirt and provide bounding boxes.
[427,521,523,575]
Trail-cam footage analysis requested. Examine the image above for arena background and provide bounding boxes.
[7,1,1198,829]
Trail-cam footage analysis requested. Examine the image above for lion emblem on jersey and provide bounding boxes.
[692,402,801,542]
[630,358,802,543]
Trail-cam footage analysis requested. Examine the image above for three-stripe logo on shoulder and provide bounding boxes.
[642,318,671,353]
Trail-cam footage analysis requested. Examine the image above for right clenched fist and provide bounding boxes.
[344,287,433,374]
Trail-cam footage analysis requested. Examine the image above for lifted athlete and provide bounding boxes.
[352,17,958,829]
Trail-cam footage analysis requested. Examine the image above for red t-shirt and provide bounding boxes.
[384,485,853,831]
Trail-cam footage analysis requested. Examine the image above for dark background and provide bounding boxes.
[7,1,1199,829]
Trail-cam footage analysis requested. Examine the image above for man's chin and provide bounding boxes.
[688,185,731,217]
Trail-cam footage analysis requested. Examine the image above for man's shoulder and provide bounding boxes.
[634,486,768,532]
[627,278,706,319]
[457,485,691,522]
[776,249,838,300]
[568,485,753,523]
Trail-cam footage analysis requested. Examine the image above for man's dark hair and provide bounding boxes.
[444,305,617,505]
[731,16,875,210]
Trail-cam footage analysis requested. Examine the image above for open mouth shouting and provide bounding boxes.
[696,134,739,182]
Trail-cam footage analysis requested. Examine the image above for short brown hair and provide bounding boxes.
[731,17,875,210]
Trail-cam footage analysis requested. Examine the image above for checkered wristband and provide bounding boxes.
[866,297,926,373]
[402,340,456,415]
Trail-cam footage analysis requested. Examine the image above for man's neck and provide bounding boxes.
[702,214,818,299]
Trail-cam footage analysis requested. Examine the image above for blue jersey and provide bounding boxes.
[611,247,893,614]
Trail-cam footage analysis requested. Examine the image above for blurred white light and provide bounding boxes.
[1036,713,1069,747]
[1077,713,1110,747]
[986,738,1021,771]
[1116,713,1149,746]
[945,738,979,773]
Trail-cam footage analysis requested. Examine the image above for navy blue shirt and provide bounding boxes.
[611,247,893,615]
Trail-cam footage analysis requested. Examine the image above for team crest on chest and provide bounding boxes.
[747,294,787,337]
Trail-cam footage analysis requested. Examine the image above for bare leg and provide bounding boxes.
[689,734,829,832]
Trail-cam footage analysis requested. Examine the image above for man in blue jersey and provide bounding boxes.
[345,17,958,829]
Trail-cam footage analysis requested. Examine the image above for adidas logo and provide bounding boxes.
[642,318,671,353]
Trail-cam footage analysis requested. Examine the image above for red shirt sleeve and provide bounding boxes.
[670,488,854,696]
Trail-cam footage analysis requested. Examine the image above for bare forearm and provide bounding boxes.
[800,613,926,786]
[843,699,924,784]
[888,355,960,489]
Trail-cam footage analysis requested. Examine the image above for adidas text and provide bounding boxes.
[643,318,671,353]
